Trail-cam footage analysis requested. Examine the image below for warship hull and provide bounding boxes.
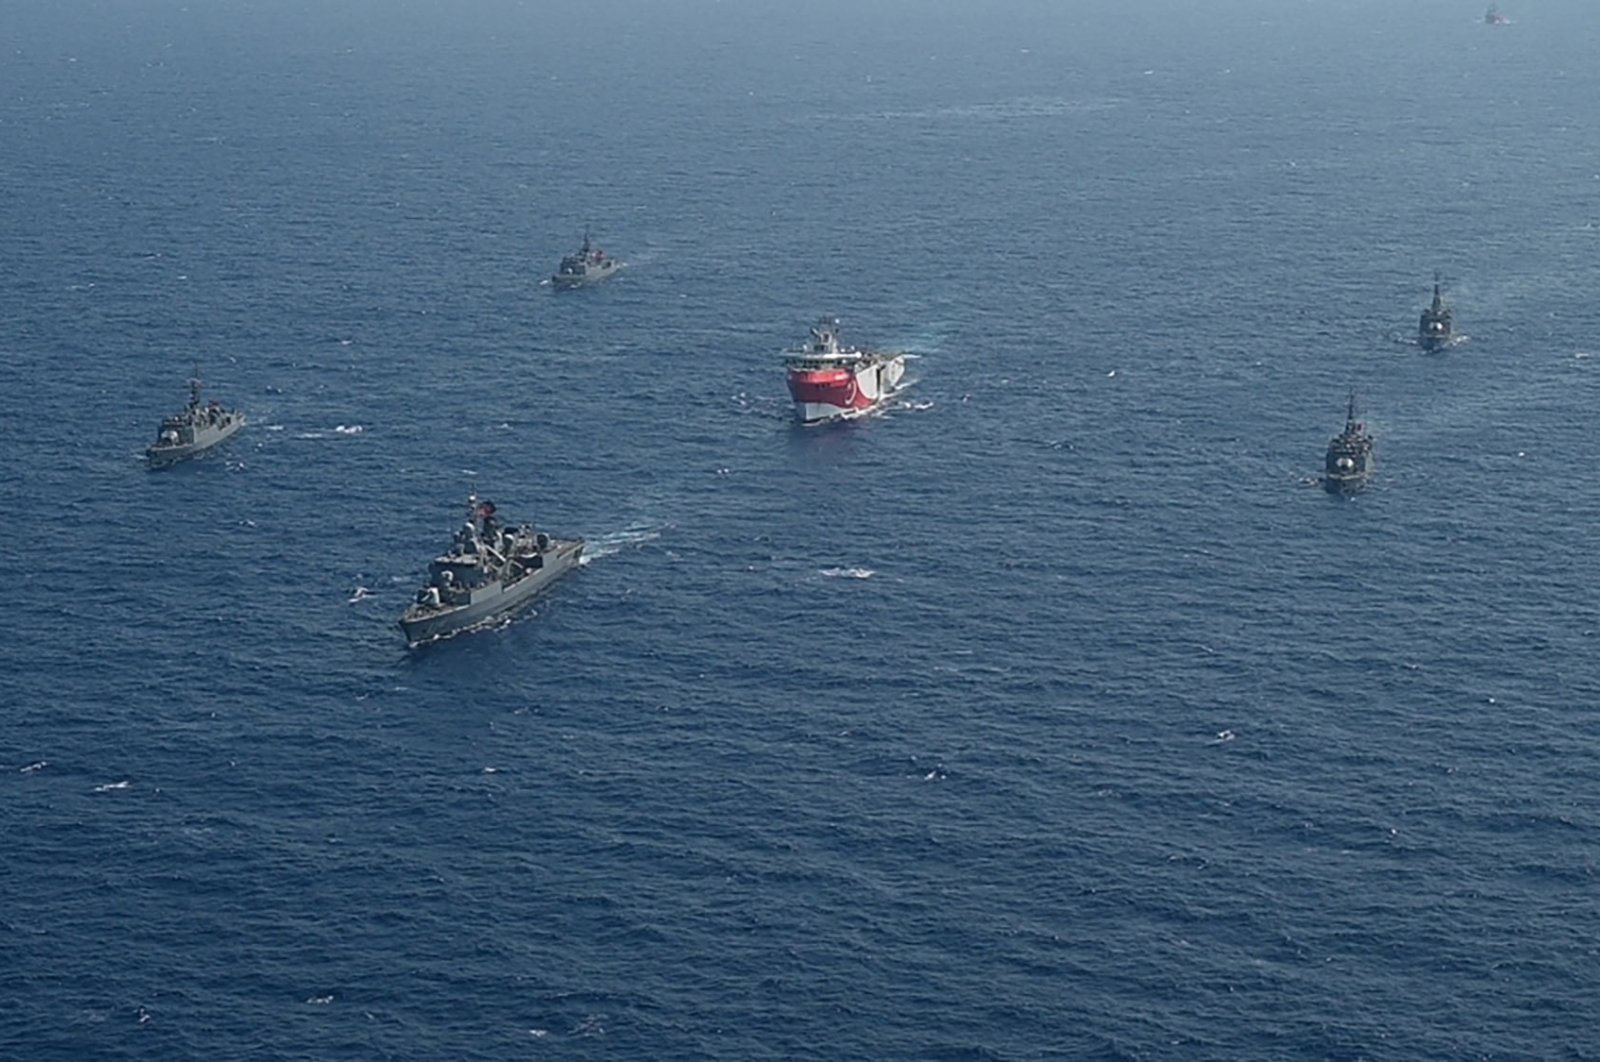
[147,417,247,467]
[1418,277,1452,351]
[1324,442,1374,493]
[1323,469,1371,494]
[787,355,907,425]
[550,262,621,289]
[399,538,584,645]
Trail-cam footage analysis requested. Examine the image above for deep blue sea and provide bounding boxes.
[4,0,1599,1057]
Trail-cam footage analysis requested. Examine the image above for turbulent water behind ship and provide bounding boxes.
[3,1,1598,1058]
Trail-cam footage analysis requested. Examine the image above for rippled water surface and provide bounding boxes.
[3,1,1599,1057]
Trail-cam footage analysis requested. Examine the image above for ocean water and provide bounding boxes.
[3,0,1599,1057]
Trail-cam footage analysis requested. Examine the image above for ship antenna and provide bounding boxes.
[189,364,202,409]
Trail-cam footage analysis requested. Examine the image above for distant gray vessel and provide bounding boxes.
[1324,392,1374,494]
[147,371,246,467]
[1418,273,1453,351]
[399,495,585,646]
[551,230,622,288]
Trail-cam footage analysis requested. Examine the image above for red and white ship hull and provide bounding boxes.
[783,316,910,424]
[786,355,907,424]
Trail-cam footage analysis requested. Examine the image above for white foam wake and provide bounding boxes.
[819,566,875,579]
[580,524,668,565]
[295,425,365,440]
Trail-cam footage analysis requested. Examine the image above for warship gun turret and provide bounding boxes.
[1418,273,1453,351]
[551,230,623,289]
[399,495,585,645]
[147,371,246,467]
[1324,392,1374,494]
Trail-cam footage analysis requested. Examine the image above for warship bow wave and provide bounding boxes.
[147,371,246,467]
[1324,392,1374,494]
[551,230,622,288]
[783,317,908,425]
[399,495,584,645]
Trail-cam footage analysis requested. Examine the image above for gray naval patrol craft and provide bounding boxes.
[399,495,585,646]
[1324,392,1374,494]
[1418,273,1453,351]
[147,372,246,467]
[550,230,622,289]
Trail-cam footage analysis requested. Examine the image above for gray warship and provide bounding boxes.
[399,495,585,646]
[147,371,246,467]
[1324,392,1374,494]
[551,230,622,289]
[1418,273,1453,351]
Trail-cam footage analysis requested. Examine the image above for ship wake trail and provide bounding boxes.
[819,566,875,580]
[579,524,668,565]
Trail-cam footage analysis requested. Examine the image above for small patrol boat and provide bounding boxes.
[783,317,908,425]
[1485,4,1509,25]
[1418,273,1453,351]
[147,370,246,467]
[399,495,584,646]
[551,230,622,289]
[1324,392,1374,494]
